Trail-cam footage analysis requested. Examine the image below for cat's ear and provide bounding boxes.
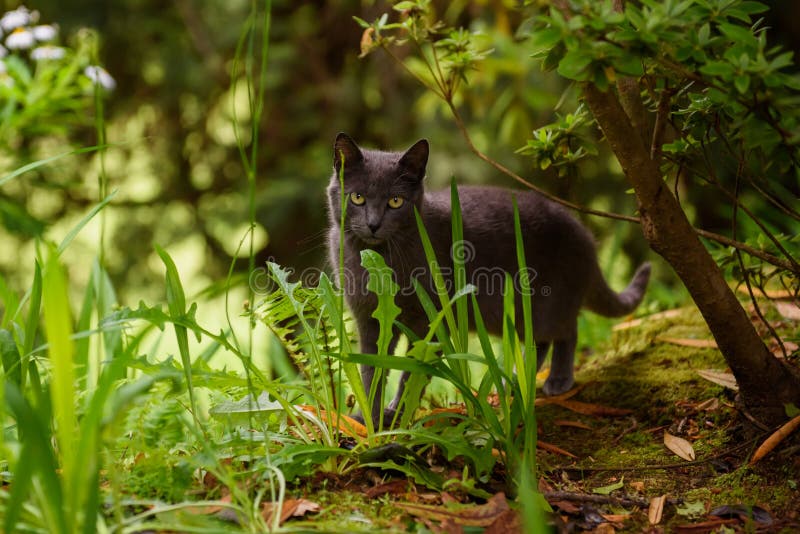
[333,133,364,172]
[399,139,429,182]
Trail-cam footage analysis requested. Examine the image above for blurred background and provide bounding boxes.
[1,0,799,355]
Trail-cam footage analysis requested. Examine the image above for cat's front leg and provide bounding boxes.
[542,336,577,396]
[353,317,400,429]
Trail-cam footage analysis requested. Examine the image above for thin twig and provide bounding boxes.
[376,26,800,275]
[544,491,682,509]
[553,437,760,473]
[446,100,640,223]
[731,162,788,359]
[650,87,674,161]
[710,124,800,272]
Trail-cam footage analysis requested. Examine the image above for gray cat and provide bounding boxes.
[327,133,650,426]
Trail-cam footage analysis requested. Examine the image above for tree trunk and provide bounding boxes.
[582,83,800,427]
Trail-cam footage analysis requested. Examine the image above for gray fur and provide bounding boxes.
[327,133,650,426]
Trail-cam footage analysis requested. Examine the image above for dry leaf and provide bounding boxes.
[553,419,592,430]
[696,369,738,391]
[750,413,800,465]
[594,523,616,534]
[736,285,793,299]
[537,440,577,458]
[656,336,718,349]
[629,481,645,492]
[613,308,683,331]
[649,495,666,525]
[365,479,412,499]
[554,419,592,430]
[772,341,799,357]
[538,398,633,417]
[775,301,800,321]
[262,498,319,525]
[664,432,696,461]
[397,492,509,527]
[602,513,631,522]
[483,509,522,534]
[694,398,720,411]
[296,405,368,439]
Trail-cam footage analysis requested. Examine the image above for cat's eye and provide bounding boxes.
[349,192,365,205]
[388,196,404,209]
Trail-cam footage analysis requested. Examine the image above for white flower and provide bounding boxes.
[0,44,7,58]
[32,24,57,41]
[5,27,35,50]
[0,60,6,74]
[84,65,116,90]
[1,7,32,32]
[31,45,65,61]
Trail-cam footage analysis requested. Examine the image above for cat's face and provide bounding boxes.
[327,133,428,246]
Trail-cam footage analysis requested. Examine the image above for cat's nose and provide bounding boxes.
[367,222,380,234]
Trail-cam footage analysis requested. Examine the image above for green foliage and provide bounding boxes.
[0,6,114,147]
[516,104,598,175]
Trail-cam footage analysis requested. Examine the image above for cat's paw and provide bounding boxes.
[542,376,574,396]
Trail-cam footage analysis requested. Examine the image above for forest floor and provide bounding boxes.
[272,299,800,533]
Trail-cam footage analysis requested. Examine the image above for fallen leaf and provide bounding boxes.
[649,495,666,525]
[484,509,522,534]
[601,513,631,522]
[537,398,633,416]
[696,369,738,391]
[772,341,799,357]
[775,301,800,321]
[593,478,624,495]
[612,308,683,331]
[296,405,367,439]
[537,440,577,458]
[548,499,580,514]
[629,481,645,492]
[261,498,319,525]
[694,398,720,412]
[664,432,696,461]
[594,523,616,534]
[735,286,793,299]
[656,336,718,348]
[396,492,509,527]
[365,479,412,499]
[750,413,800,465]
[554,419,592,430]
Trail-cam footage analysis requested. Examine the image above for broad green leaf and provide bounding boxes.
[530,27,562,55]
[557,50,592,80]
[734,74,750,94]
[593,477,625,495]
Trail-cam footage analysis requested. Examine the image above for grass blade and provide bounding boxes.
[41,246,77,525]
[21,260,43,387]
[154,245,196,415]
[57,190,117,256]
[0,143,122,189]
[5,382,67,534]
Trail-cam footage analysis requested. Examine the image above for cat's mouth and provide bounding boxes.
[360,236,384,246]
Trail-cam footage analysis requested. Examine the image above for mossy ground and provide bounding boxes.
[285,304,800,532]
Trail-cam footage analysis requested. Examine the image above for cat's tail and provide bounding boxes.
[584,262,651,317]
